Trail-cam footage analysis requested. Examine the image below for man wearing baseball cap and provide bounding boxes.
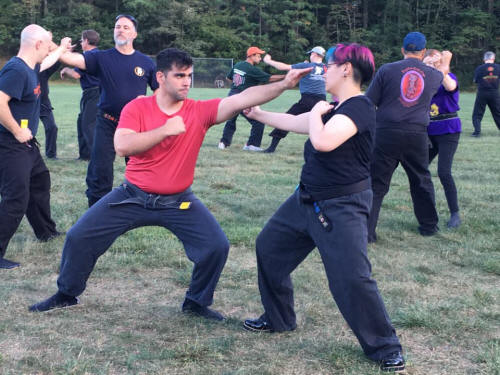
[262,46,327,153]
[219,46,284,151]
[366,31,444,242]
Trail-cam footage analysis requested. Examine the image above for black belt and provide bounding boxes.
[430,112,458,121]
[299,178,371,203]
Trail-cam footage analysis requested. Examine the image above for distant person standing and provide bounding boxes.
[471,51,500,137]
[59,15,158,206]
[262,46,327,153]
[38,34,61,159]
[0,25,70,269]
[365,32,443,242]
[60,29,100,161]
[218,46,284,151]
[423,49,462,228]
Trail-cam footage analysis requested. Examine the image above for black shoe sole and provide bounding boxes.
[242,322,273,332]
[29,297,80,313]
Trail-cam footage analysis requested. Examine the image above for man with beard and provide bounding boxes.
[59,15,158,207]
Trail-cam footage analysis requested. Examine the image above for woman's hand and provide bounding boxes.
[311,101,334,117]
[243,105,262,120]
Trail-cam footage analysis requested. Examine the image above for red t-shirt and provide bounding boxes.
[117,96,221,194]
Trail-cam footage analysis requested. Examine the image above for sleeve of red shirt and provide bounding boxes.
[117,99,143,132]
[199,98,222,129]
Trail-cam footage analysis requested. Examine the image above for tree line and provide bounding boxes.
[0,0,498,89]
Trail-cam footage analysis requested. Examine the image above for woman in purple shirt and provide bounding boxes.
[423,49,461,228]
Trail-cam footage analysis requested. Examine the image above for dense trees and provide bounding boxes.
[0,0,498,88]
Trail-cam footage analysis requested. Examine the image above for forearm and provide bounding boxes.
[40,46,66,72]
[114,127,169,157]
[266,60,291,71]
[61,67,81,80]
[268,74,285,82]
[442,73,457,91]
[251,110,309,134]
[59,52,86,70]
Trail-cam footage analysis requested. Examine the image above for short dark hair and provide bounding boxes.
[115,14,137,30]
[81,30,100,46]
[156,48,193,72]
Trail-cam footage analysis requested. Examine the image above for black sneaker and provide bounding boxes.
[0,258,20,269]
[29,291,80,312]
[243,316,273,332]
[380,351,405,372]
[38,231,64,242]
[181,299,225,321]
[471,131,481,137]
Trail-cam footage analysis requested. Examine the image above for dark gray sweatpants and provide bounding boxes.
[256,188,401,361]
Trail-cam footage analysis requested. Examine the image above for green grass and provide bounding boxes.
[1,84,499,375]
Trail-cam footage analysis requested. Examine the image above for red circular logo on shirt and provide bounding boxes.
[400,70,425,103]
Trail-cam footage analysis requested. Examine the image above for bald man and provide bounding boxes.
[0,25,71,269]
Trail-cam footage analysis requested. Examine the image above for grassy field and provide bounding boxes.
[0,84,499,375]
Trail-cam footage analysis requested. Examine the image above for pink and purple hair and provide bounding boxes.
[327,43,375,85]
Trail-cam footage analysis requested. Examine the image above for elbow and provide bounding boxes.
[114,142,129,157]
[310,138,334,152]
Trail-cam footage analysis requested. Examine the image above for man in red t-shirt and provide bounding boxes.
[29,48,311,319]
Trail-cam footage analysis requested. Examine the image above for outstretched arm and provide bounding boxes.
[243,106,310,134]
[59,50,86,70]
[215,67,312,124]
[263,54,292,71]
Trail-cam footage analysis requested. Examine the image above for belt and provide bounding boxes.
[108,179,192,210]
[102,112,119,123]
[299,178,371,203]
[430,112,458,121]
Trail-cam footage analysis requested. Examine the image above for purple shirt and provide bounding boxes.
[427,73,461,135]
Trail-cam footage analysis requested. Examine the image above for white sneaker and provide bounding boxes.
[218,142,226,150]
[242,144,263,152]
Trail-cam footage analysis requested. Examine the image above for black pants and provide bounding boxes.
[368,128,438,241]
[269,93,326,139]
[256,189,401,361]
[86,112,119,207]
[220,88,265,147]
[472,90,500,133]
[40,109,58,158]
[58,181,229,305]
[0,134,57,258]
[77,87,99,160]
[429,132,460,214]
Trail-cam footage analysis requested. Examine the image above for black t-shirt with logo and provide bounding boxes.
[0,57,41,135]
[300,95,375,192]
[365,58,443,128]
[474,63,500,91]
[84,48,158,116]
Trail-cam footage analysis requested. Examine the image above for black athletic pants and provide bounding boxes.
[368,128,438,241]
[429,132,460,214]
[256,188,402,361]
[40,108,58,158]
[0,133,57,258]
[472,90,500,133]
[268,93,326,139]
[77,86,99,160]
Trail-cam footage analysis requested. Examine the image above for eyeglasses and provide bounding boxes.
[115,14,137,28]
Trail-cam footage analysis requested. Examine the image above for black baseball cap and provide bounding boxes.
[115,14,138,29]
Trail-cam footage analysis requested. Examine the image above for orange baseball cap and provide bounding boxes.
[247,46,265,57]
